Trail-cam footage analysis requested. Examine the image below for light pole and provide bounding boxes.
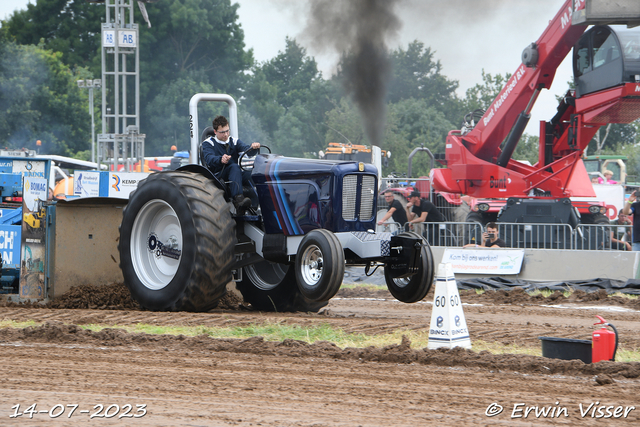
[77,79,102,164]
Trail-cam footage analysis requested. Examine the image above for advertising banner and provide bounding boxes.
[73,171,101,197]
[441,248,525,275]
[107,172,148,199]
[19,177,48,300]
[0,224,21,269]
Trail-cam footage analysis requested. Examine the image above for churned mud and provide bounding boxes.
[0,282,639,425]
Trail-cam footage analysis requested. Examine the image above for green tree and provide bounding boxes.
[462,69,511,114]
[242,69,285,138]
[373,99,453,178]
[512,134,539,165]
[145,76,271,156]
[139,0,254,139]
[388,41,461,122]
[323,98,366,146]
[3,0,255,154]
[321,97,447,177]
[585,123,637,156]
[1,0,103,71]
[145,75,222,155]
[620,122,640,180]
[237,109,270,149]
[140,0,252,98]
[0,40,89,155]
[390,98,453,153]
[244,38,333,155]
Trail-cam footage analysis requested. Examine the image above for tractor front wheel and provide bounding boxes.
[295,229,345,302]
[384,231,434,303]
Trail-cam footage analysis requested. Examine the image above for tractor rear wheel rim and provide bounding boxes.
[245,261,289,291]
[131,199,182,290]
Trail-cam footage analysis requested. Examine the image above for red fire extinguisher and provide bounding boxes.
[592,315,618,363]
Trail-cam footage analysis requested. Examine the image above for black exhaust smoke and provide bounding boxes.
[303,0,402,147]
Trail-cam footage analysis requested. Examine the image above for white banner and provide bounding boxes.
[74,171,101,197]
[441,248,525,275]
[103,30,137,48]
[108,172,148,199]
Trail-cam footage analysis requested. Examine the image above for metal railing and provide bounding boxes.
[375,220,633,251]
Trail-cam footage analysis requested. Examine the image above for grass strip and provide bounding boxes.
[1,319,639,362]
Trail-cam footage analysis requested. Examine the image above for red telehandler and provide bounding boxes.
[430,0,640,248]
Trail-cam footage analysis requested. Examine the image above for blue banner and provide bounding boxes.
[0,224,21,269]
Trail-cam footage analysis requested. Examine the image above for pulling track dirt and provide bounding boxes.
[0,283,639,425]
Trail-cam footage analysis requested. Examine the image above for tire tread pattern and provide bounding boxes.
[119,171,236,312]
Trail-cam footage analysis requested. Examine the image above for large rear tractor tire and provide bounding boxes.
[237,260,328,312]
[579,212,611,250]
[384,231,434,303]
[582,212,610,225]
[119,171,236,311]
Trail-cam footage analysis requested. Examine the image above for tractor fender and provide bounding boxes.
[176,164,226,193]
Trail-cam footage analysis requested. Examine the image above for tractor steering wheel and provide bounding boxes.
[239,145,271,171]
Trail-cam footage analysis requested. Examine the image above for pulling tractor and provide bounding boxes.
[118,94,435,312]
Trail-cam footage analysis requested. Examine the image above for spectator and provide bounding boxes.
[591,176,600,184]
[610,212,632,251]
[377,191,407,231]
[405,190,445,224]
[406,190,445,243]
[598,170,618,184]
[465,222,507,248]
[622,190,640,250]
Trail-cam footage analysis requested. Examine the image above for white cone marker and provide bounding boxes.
[428,262,472,349]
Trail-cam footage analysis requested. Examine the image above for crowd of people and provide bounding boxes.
[377,187,638,251]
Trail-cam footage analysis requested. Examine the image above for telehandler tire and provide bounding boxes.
[463,211,484,244]
[119,171,236,311]
[237,260,327,312]
[384,231,434,303]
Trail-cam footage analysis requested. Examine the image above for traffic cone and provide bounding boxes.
[428,262,472,349]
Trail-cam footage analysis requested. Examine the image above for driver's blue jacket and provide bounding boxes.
[202,136,257,175]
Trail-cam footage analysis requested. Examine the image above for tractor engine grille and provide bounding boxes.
[342,174,376,221]
[360,175,375,219]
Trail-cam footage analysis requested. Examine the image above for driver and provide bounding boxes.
[202,115,260,209]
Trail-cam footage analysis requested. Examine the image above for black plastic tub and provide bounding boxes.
[539,337,592,364]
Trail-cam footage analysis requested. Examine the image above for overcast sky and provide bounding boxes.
[1,0,575,135]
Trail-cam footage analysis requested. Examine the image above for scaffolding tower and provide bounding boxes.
[98,0,145,172]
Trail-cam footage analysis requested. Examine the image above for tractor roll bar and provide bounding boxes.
[188,93,238,165]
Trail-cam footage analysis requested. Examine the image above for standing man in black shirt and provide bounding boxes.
[406,190,445,224]
[377,191,408,231]
[405,190,445,244]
